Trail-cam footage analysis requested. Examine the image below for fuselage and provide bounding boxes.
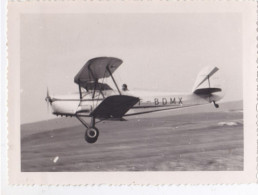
[50,89,223,117]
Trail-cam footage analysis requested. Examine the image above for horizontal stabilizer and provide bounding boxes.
[194,87,221,95]
[90,95,139,119]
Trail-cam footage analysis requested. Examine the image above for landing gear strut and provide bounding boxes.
[76,115,99,143]
[212,100,219,108]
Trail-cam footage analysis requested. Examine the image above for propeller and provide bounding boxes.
[45,87,53,112]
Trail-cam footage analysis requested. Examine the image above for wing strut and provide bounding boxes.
[208,75,210,88]
[78,80,82,99]
[92,79,96,99]
[106,66,121,95]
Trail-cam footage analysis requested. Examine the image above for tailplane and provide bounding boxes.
[192,66,222,95]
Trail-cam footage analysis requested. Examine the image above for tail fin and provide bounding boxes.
[192,66,222,95]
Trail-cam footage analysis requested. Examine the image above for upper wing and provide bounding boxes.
[90,95,139,119]
[74,57,123,85]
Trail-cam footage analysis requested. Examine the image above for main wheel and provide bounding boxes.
[85,127,99,143]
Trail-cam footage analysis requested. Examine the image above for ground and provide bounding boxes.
[21,101,243,172]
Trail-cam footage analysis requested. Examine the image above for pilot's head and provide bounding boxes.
[122,84,128,91]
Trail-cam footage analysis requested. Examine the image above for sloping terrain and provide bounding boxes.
[21,101,243,171]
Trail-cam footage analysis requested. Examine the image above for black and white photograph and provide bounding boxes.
[6,1,257,185]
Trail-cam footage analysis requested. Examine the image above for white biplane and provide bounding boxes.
[45,57,223,143]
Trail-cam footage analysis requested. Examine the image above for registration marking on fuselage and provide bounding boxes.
[138,97,183,107]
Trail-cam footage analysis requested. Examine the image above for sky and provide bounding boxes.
[21,13,242,124]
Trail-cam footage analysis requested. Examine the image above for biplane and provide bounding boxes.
[45,57,223,143]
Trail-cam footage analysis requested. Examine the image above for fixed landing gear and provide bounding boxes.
[85,127,99,143]
[76,115,99,144]
[212,100,219,108]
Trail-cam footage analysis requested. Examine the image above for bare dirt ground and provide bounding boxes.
[21,101,243,172]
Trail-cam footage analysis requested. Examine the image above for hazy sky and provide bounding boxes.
[21,13,242,124]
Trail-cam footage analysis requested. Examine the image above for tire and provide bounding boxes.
[85,127,99,143]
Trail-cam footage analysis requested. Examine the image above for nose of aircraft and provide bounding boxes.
[51,100,80,115]
[44,90,81,115]
[45,88,53,112]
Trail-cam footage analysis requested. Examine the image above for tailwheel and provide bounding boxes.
[212,101,219,108]
[85,127,99,143]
